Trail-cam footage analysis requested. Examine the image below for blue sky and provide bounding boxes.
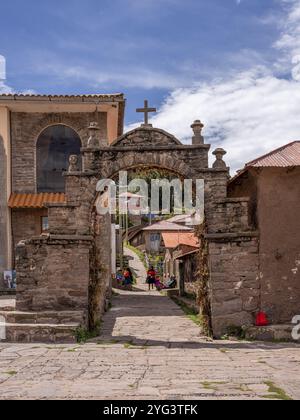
[1,0,300,171]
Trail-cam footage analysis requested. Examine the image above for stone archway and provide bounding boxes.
[14,122,259,342]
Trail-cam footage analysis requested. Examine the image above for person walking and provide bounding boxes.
[147,266,156,291]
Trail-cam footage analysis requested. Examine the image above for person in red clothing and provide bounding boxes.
[146,266,156,291]
[123,267,133,286]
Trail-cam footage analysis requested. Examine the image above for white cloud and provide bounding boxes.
[0,55,13,94]
[274,0,300,79]
[34,58,198,90]
[0,81,13,94]
[0,55,6,80]
[128,0,300,173]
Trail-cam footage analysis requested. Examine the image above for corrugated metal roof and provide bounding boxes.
[162,232,199,249]
[246,141,300,168]
[8,193,66,208]
[143,221,192,232]
[228,141,300,186]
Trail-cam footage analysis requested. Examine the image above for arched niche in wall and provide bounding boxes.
[36,125,82,193]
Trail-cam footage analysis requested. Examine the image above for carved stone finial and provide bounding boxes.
[213,148,227,169]
[68,155,79,173]
[191,120,204,145]
[87,122,100,148]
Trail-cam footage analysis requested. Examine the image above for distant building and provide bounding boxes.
[162,232,199,295]
[142,221,192,254]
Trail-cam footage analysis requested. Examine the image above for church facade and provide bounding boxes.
[0,93,125,287]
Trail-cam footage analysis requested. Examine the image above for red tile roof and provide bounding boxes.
[0,93,124,101]
[8,193,66,209]
[143,221,192,232]
[162,232,199,249]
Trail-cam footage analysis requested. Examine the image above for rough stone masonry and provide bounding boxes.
[10,120,259,341]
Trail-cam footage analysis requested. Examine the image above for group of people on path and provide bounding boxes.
[116,267,134,288]
[116,266,177,291]
[146,267,177,291]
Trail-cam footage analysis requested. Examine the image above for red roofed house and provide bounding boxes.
[142,221,192,254]
[162,231,200,295]
[228,141,300,326]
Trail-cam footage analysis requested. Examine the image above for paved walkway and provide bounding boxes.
[0,289,300,400]
[124,246,148,291]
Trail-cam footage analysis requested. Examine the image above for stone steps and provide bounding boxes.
[0,310,85,325]
[3,323,79,344]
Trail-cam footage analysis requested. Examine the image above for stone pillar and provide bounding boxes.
[208,234,260,337]
[82,122,104,172]
[213,148,227,169]
[191,120,204,145]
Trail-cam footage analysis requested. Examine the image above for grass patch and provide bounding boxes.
[123,341,147,349]
[221,326,246,341]
[75,322,101,344]
[67,347,80,353]
[45,346,67,350]
[263,381,293,401]
[4,371,17,376]
[97,339,120,345]
[172,297,203,327]
[202,381,226,391]
[124,343,132,349]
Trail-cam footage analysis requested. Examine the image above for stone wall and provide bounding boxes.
[12,208,47,251]
[15,236,92,317]
[48,205,77,235]
[89,212,112,329]
[208,198,251,234]
[37,197,112,329]
[11,112,107,193]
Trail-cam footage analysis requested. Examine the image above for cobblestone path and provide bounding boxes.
[0,289,299,400]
